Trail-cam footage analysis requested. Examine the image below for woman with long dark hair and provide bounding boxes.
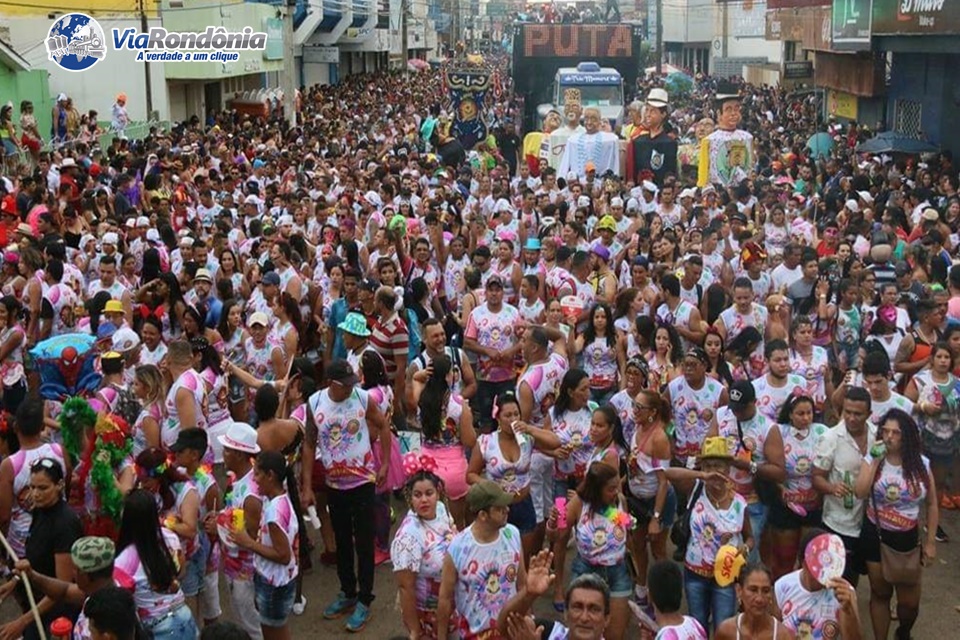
[574,303,622,404]
[547,462,632,640]
[232,451,299,640]
[855,409,938,640]
[0,295,26,413]
[136,272,187,343]
[271,292,303,374]
[703,327,734,386]
[624,389,675,613]
[411,354,476,528]
[645,322,682,391]
[115,489,197,639]
[467,393,537,563]
[768,395,826,579]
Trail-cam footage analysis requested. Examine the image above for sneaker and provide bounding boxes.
[345,602,371,632]
[323,593,357,619]
[374,547,391,566]
[292,595,307,616]
[936,526,949,543]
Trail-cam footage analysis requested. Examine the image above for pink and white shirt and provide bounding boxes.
[464,302,522,383]
[164,369,207,446]
[255,493,300,586]
[308,388,377,491]
[6,444,65,557]
[478,433,532,494]
[114,528,185,624]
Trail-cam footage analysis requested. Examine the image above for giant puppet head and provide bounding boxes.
[714,81,743,132]
[544,110,562,134]
[563,88,583,129]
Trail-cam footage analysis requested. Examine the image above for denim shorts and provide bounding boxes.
[254,573,296,628]
[508,495,537,534]
[570,554,633,598]
[181,532,211,597]
[143,604,198,640]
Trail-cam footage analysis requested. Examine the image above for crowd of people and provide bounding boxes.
[0,40,955,640]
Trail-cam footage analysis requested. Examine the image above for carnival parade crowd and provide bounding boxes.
[0,48,957,640]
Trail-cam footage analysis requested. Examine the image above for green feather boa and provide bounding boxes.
[59,397,97,465]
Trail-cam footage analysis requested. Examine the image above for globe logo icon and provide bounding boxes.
[45,13,107,72]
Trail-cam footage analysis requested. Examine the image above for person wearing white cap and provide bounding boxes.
[627,87,678,185]
[52,94,69,144]
[301,359,392,632]
[213,420,265,640]
[111,327,141,384]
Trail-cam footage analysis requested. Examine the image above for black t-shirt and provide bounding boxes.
[26,500,82,578]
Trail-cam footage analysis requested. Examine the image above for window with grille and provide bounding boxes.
[894,99,922,137]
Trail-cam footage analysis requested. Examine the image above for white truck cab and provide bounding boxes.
[537,61,625,130]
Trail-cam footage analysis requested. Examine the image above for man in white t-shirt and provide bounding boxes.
[812,387,876,587]
[772,243,804,293]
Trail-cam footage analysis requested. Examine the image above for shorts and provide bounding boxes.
[570,554,633,598]
[1,138,16,157]
[181,533,211,597]
[254,573,297,628]
[860,517,919,565]
[921,429,959,466]
[768,501,822,531]
[508,495,537,534]
[424,445,470,500]
[625,484,678,529]
[822,524,867,581]
[201,570,222,620]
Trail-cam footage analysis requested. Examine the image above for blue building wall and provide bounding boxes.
[887,52,960,155]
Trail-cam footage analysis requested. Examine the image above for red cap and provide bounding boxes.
[0,195,15,215]
[89,163,101,177]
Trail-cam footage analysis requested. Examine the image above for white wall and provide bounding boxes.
[662,0,717,44]
[3,16,170,121]
[718,1,781,63]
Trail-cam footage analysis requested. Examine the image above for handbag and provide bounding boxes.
[870,461,922,586]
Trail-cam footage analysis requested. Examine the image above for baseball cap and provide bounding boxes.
[111,327,140,353]
[170,427,208,454]
[728,381,757,410]
[592,244,611,262]
[466,480,513,512]
[102,232,119,245]
[359,277,379,292]
[261,272,281,287]
[71,537,115,573]
[96,322,118,341]
[485,274,504,289]
[584,161,596,173]
[894,261,911,277]
[247,312,269,328]
[326,359,359,387]
[218,422,260,455]
[0,195,16,215]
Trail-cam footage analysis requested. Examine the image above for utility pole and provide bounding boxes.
[139,0,153,118]
[281,0,297,124]
[401,0,408,65]
[655,0,662,75]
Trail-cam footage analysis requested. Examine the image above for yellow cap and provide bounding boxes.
[700,436,733,461]
[104,300,124,314]
[101,351,122,360]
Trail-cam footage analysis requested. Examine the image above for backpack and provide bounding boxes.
[405,308,423,365]
[671,479,705,563]
[416,346,463,387]
[106,383,142,428]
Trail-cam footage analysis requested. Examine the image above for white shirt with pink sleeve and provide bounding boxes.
[114,529,185,624]
[255,493,300,586]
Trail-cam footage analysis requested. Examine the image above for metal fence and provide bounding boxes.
[8,120,171,167]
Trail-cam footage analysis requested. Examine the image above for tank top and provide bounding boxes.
[492,259,518,303]
[627,427,669,498]
[133,403,163,459]
[0,325,25,386]
[684,489,747,577]
[575,503,630,567]
[243,336,276,382]
[7,444,65,557]
[912,369,960,441]
[479,432,533,493]
[516,352,568,428]
[715,406,772,504]
[551,405,594,480]
[668,376,725,459]
[735,613,779,640]
[789,347,830,410]
[865,455,930,532]
[163,369,208,447]
[779,422,828,512]
[308,387,376,491]
[657,300,696,350]
[581,336,618,390]
[222,468,259,580]
[167,481,199,558]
